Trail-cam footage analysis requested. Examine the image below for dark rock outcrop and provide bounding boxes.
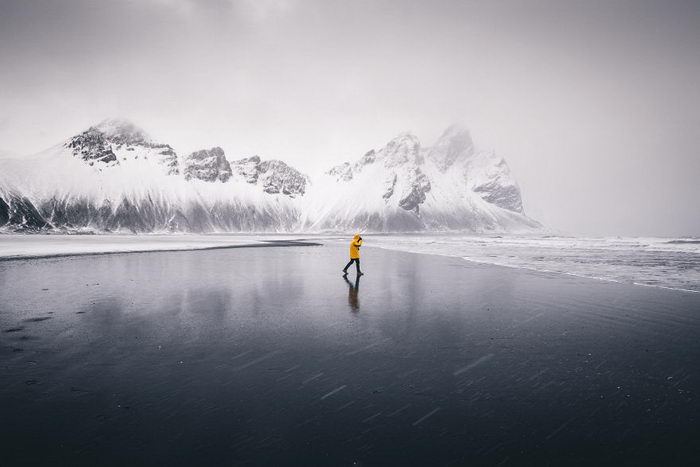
[183,147,232,183]
[66,128,118,165]
[231,156,307,197]
[0,192,50,231]
[66,119,179,174]
[398,168,431,212]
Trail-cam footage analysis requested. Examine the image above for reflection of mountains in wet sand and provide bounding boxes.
[1,243,699,465]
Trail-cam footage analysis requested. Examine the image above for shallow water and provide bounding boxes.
[369,235,700,293]
[1,245,699,465]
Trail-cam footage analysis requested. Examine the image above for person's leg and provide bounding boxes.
[356,258,362,274]
[343,259,354,273]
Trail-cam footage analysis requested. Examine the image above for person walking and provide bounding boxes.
[343,234,364,276]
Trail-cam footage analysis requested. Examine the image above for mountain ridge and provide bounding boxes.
[0,119,541,233]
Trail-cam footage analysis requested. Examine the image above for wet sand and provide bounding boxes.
[1,244,699,465]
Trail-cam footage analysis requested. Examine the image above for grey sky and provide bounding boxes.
[1,0,699,236]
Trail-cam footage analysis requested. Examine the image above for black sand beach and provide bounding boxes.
[1,243,699,466]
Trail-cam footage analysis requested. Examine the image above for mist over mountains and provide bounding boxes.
[0,119,540,233]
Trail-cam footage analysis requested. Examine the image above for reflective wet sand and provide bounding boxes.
[1,244,699,465]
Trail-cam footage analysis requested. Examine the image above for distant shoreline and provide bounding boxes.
[0,239,322,262]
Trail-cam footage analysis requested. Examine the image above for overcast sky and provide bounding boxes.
[1,0,698,236]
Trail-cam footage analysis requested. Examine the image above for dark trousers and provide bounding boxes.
[343,258,361,274]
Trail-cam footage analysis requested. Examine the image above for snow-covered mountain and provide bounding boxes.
[300,125,538,231]
[0,119,540,233]
[0,120,301,232]
[67,119,180,174]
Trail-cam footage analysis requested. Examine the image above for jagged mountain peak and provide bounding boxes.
[93,118,151,145]
[440,123,470,137]
[386,131,420,145]
[65,119,178,174]
[327,132,422,181]
[427,123,474,171]
[380,132,422,167]
[184,147,231,183]
[231,155,308,197]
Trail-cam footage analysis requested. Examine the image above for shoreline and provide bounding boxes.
[0,240,322,262]
[0,235,323,262]
[1,233,697,294]
[367,244,700,295]
[366,241,700,295]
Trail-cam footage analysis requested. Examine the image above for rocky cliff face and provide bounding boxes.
[465,152,523,213]
[67,128,119,165]
[231,156,307,197]
[66,119,179,175]
[183,147,232,182]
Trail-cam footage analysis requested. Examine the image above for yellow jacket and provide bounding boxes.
[350,234,362,259]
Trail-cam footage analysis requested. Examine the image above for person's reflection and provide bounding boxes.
[343,274,361,312]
